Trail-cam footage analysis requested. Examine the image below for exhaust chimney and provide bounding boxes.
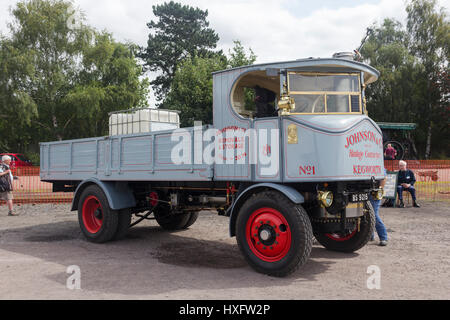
[332,52,354,60]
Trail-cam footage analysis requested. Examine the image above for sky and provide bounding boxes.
[0,0,448,104]
[0,0,448,62]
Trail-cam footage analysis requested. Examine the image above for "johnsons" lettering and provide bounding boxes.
[344,130,382,149]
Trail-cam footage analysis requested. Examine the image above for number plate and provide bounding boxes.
[350,193,369,203]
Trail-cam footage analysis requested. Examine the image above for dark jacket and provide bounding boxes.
[254,86,276,118]
[397,169,416,186]
[0,163,13,192]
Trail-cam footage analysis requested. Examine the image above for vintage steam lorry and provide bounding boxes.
[40,52,385,277]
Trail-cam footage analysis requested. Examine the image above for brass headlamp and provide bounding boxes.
[318,191,334,208]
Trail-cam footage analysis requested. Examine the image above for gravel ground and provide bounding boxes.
[0,201,449,300]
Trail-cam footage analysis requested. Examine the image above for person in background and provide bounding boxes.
[397,160,420,208]
[370,169,388,246]
[0,155,17,216]
[384,143,397,160]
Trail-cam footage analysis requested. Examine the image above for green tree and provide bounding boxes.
[227,40,258,111]
[0,36,37,152]
[63,35,149,138]
[406,0,449,159]
[164,41,257,127]
[139,1,219,103]
[361,19,425,158]
[361,0,449,159]
[164,54,227,127]
[227,40,257,68]
[361,19,423,121]
[0,0,148,154]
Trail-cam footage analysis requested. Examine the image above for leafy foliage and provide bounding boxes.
[0,0,148,154]
[361,0,449,159]
[139,1,219,103]
[227,40,257,69]
[164,41,257,127]
[164,54,226,128]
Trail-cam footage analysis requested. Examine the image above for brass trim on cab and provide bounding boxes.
[287,124,298,144]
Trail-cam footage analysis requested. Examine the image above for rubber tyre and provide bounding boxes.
[236,191,313,277]
[183,212,199,229]
[314,201,375,253]
[114,208,132,240]
[78,185,119,243]
[154,204,191,231]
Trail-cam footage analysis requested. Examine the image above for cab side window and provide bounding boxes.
[231,71,280,119]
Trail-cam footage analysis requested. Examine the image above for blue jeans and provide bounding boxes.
[370,198,388,241]
[397,185,417,201]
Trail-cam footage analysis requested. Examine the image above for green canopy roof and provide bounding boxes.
[377,122,417,130]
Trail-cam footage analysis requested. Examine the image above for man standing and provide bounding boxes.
[370,170,388,246]
[0,155,17,216]
[397,160,420,208]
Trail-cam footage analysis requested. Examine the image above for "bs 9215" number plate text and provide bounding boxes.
[350,193,369,202]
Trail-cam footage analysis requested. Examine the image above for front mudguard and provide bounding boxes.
[228,183,305,237]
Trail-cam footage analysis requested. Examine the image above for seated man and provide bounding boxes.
[397,160,420,208]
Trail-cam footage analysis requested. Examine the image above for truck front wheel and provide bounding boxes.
[314,201,375,253]
[236,191,313,277]
[78,185,119,243]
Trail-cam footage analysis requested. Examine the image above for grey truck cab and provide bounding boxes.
[41,52,384,277]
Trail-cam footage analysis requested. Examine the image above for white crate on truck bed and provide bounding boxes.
[109,108,180,136]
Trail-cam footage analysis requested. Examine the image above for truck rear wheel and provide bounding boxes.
[236,191,313,277]
[114,208,132,240]
[78,185,119,243]
[183,211,199,229]
[314,201,375,253]
[154,205,198,230]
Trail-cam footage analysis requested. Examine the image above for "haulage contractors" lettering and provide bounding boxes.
[349,149,382,160]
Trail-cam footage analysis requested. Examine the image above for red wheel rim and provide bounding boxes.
[325,229,357,242]
[82,196,103,234]
[245,207,292,262]
[149,192,159,207]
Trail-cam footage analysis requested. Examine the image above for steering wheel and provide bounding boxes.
[311,95,323,113]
